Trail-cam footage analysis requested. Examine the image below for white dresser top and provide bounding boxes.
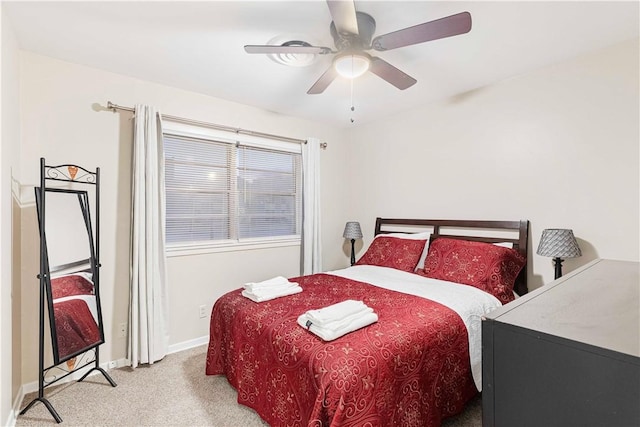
[485,259,640,358]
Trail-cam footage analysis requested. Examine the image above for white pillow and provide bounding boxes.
[493,242,514,249]
[375,232,431,271]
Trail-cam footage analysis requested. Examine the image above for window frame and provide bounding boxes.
[162,120,302,257]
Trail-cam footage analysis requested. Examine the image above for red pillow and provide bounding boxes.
[355,236,427,272]
[418,238,526,304]
[50,274,94,299]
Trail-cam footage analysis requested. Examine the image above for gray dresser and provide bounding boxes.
[482,259,640,427]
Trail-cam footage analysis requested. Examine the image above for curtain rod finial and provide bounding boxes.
[92,103,111,113]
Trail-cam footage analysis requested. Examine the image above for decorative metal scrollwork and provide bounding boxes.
[45,164,96,184]
[43,349,97,387]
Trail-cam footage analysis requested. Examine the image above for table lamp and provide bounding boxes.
[536,228,582,279]
[343,221,363,266]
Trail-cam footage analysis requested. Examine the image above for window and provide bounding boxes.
[163,131,302,249]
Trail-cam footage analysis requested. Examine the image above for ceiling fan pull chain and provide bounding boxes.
[350,79,355,123]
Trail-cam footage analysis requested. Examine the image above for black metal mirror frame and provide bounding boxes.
[21,158,116,424]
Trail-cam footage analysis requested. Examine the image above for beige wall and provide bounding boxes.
[17,51,350,384]
[345,38,640,289]
[1,5,22,424]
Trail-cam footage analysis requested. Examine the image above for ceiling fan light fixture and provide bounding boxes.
[334,53,370,79]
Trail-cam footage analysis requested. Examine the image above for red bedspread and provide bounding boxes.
[206,273,477,426]
[53,298,101,359]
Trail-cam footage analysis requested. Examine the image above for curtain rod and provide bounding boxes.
[106,101,327,149]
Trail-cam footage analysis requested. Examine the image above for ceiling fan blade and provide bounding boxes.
[307,66,338,94]
[327,0,359,36]
[369,57,417,90]
[245,45,333,55]
[372,11,472,51]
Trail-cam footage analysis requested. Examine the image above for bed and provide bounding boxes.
[206,218,529,426]
[50,272,101,360]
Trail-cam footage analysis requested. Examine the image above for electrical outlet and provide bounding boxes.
[199,305,208,319]
[118,322,126,338]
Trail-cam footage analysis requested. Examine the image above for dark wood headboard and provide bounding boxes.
[374,218,530,295]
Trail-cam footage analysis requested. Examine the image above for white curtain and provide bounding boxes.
[128,104,169,368]
[301,137,322,274]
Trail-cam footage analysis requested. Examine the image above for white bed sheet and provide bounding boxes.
[327,264,502,391]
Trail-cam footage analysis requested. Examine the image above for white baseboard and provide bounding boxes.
[20,357,128,396]
[168,335,208,354]
[6,385,23,427]
[5,408,17,427]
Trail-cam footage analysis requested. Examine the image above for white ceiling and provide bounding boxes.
[4,1,639,128]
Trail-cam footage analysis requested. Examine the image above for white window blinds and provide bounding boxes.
[237,145,301,239]
[164,133,302,246]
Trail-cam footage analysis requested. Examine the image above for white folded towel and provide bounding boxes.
[241,283,302,303]
[244,282,297,295]
[297,300,378,341]
[310,305,374,331]
[243,276,290,291]
[305,300,370,325]
[297,310,378,341]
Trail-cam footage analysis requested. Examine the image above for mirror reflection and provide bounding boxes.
[37,188,104,364]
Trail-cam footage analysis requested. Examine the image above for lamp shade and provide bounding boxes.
[536,229,582,258]
[343,221,363,240]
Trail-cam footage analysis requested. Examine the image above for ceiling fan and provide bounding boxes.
[244,0,472,94]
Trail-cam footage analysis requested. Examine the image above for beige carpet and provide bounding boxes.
[16,345,481,426]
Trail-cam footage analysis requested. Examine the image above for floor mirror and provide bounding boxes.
[20,158,116,423]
